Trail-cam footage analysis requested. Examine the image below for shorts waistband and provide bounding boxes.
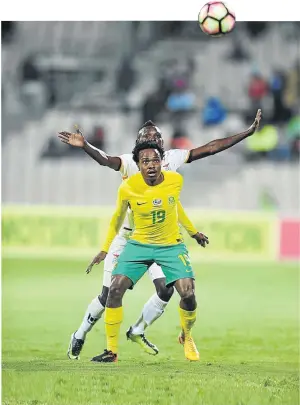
[128,240,183,248]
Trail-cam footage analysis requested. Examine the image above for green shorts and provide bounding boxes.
[112,240,195,287]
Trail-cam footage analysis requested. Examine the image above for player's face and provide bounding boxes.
[138,149,162,182]
[137,127,164,148]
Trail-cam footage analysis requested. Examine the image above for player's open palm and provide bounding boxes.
[248,109,262,135]
[192,232,209,248]
[58,126,85,148]
[86,251,107,274]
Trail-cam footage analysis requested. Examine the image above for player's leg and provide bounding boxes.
[174,278,199,361]
[127,263,174,355]
[67,237,125,360]
[91,275,133,363]
[91,241,150,362]
[156,244,199,361]
[67,286,108,360]
[129,276,174,335]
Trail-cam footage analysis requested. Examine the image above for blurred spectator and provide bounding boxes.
[202,97,226,126]
[159,57,193,98]
[116,56,136,111]
[245,125,279,160]
[21,54,41,82]
[287,115,300,161]
[284,60,300,111]
[157,76,172,104]
[20,54,47,118]
[228,36,249,62]
[270,69,291,123]
[116,56,136,94]
[142,90,165,124]
[89,126,105,150]
[166,84,195,113]
[248,71,268,113]
[159,59,177,88]
[46,70,57,107]
[287,115,300,140]
[170,128,193,150]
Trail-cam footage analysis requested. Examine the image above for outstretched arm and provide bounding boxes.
[177,201,198,236]
[58,126,121,171]
[187,109,262,162]
[177,201,209,248]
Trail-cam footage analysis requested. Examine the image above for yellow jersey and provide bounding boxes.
[102,171,197,251]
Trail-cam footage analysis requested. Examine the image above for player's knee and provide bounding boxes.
[154,279,174,302]
[180,286,196,307]
[108,285,122,300]
[158,285,174,302]
[108,280,127,301]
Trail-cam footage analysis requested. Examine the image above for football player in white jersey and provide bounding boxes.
[58,109,261,360]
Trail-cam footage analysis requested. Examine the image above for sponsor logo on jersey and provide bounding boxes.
[137,201,147,205]
[153,199,162,207]
[168,196,175,205]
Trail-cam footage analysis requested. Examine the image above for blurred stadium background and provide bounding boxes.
[1,21,300,405]
[2,21,300,210]
[2,21,300,261]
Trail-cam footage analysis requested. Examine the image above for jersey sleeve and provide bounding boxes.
[118,154,135,179]
[177,201,197,236]
[101,185,129,252]
[166,149,191,171]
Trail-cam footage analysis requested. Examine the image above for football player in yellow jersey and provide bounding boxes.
[89,141,206,363]
[59,109,261,361]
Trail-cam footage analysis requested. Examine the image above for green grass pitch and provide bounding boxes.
[2,257,299,405]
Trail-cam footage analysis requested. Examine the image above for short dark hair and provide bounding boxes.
[136,121,162,144]
[139,120,156,130]
[132,141,164,164]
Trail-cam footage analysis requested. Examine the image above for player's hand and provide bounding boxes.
[192,232,209,248]
[86,251,107,274]
[248,109,262,135]
[58,125,85,148]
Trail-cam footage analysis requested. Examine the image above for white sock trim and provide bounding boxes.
[131,293,169,335]
[151,293,168,311]
[75,296,105,340]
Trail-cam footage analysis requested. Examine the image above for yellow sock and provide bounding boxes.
[104,307,123,354]
[179,307,197,337]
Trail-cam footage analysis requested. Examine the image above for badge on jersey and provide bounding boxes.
[168,196,175,205]
[153,199,162,207]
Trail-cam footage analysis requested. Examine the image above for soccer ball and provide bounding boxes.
[198,1,236,37]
